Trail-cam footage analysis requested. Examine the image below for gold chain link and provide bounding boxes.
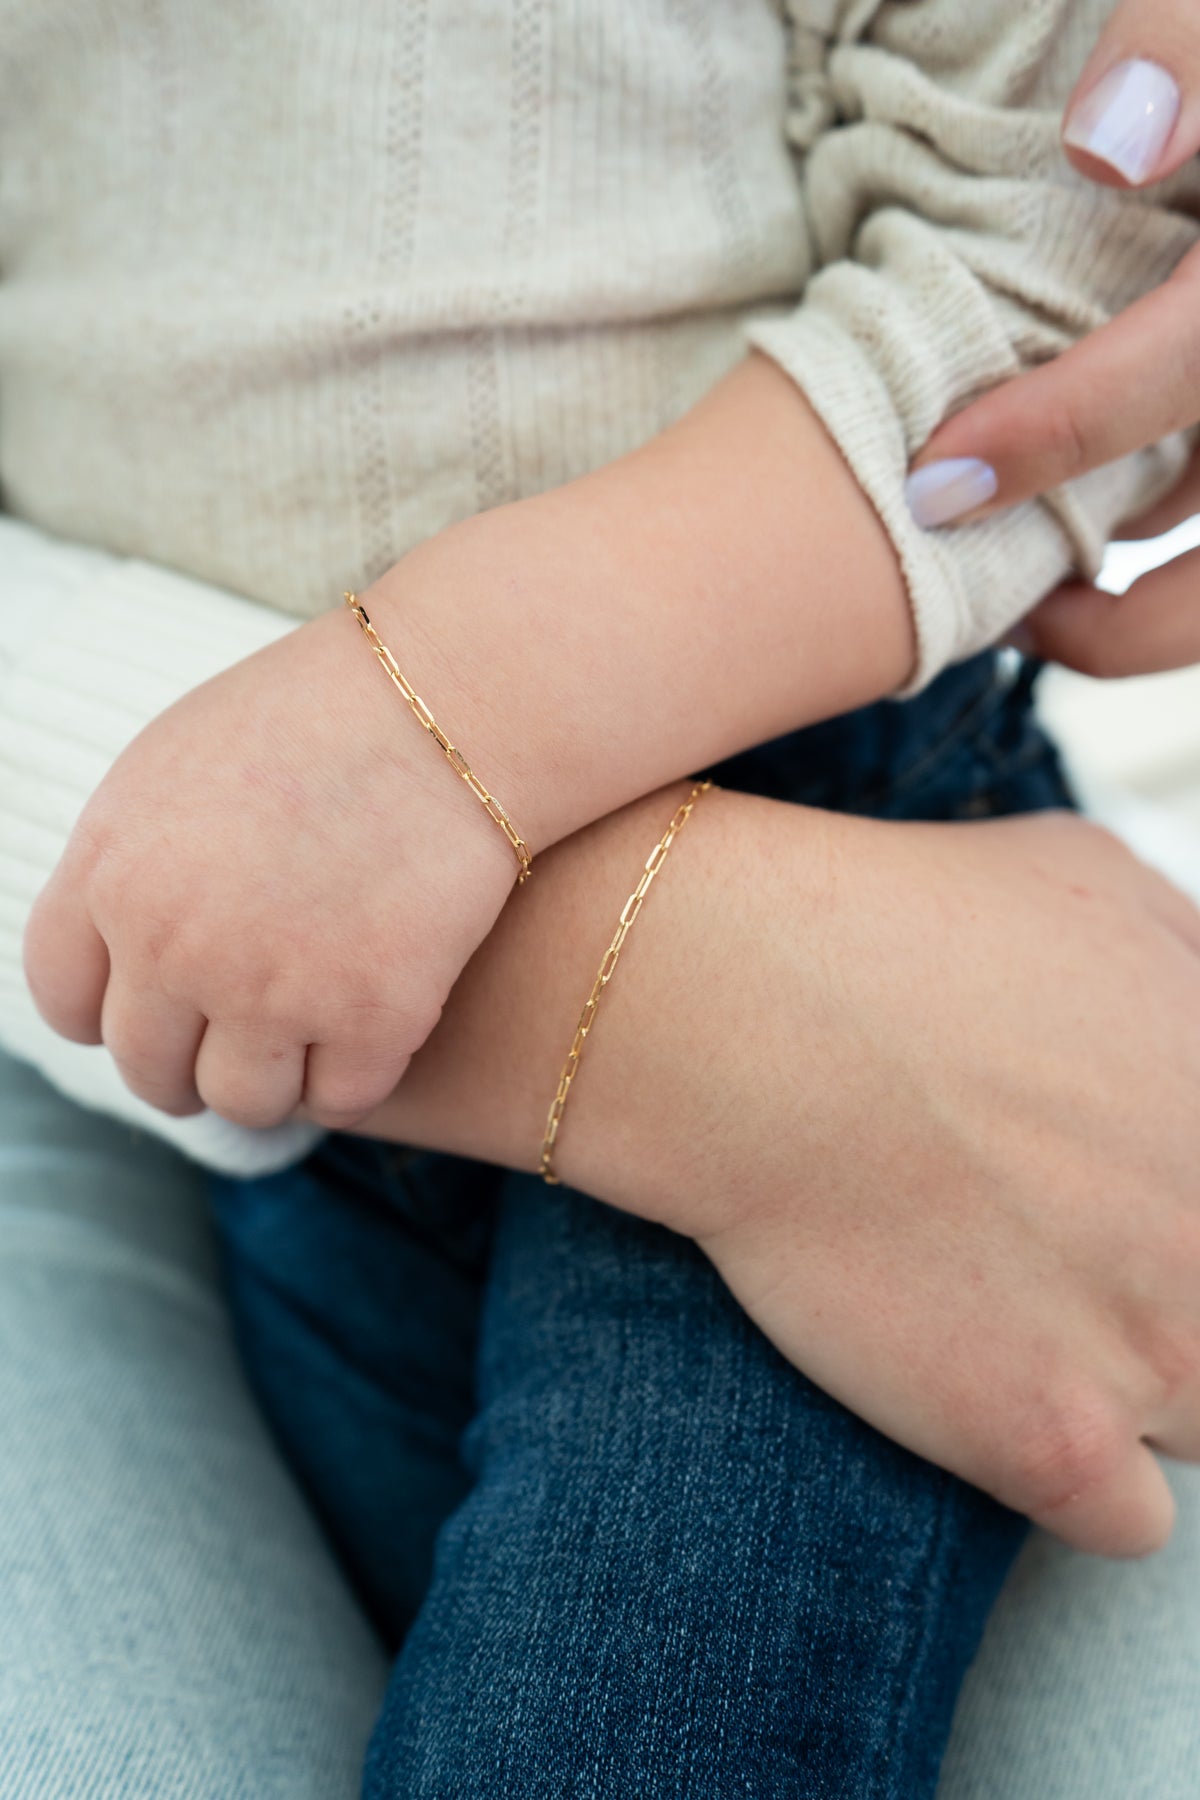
[343,592,533,883]
[540,780,713,1185]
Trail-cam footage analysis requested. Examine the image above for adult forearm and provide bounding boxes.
[338,778,815,1232]
[357,353,914,854]
[342,791,1200,1565]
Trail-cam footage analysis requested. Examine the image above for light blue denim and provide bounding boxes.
[0,1049,386,1799]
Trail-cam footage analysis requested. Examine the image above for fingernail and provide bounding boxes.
[905,458,998,528]
[1063,58,1180,185]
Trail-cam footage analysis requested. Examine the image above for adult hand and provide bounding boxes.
[346,783,1200,1561]
[906,0,1200,676]
[690,806,1200,1563]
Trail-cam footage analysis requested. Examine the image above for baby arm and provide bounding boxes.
[337,780,1200,1563]
[19,361,916,1137]
[347,350,915,855]
[349,0,1200,853]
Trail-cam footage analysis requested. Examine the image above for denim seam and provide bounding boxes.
[863,1469,961,1800]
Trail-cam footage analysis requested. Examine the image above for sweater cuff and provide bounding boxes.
[0,516,326,1176]
[745,298,1189,697]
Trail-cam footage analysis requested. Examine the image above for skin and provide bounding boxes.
[22,350,912,1130]
[911,0,1200,675]
[20,136,1200,1555]
[316,782,1200,1561]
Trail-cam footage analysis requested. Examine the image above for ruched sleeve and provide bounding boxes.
[745,0,1200,692]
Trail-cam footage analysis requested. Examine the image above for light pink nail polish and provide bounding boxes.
[1063,58,1180,185]
[905,458,998,529]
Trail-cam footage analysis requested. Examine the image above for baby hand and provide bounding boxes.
[22,592,522,1129]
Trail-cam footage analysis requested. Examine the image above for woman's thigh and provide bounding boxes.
[0,1048,386,1800]
[365,1178,1026,1800]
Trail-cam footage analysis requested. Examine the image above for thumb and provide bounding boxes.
[1018,546,1200,678]
[1029,1439,1176,1560]
[1062,0,1200,187]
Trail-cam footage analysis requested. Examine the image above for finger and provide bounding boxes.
[1020,544,1200,676]
[1146,1394,1200,1466]
[301,1035,412,1132]
[193,1021,307,1130]
[907,242,1200,524]
[22,874,110,1044]
[1062,1,1200,188]
[1029,1439,1176,1559]
[100,980,207,1116]
[1118,444,1200,540]
[1146,872,1200,962]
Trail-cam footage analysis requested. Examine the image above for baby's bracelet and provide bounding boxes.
[343,591,533,884]
[540,779,713,1186]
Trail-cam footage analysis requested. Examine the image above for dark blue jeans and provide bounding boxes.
[210,650,1073,1799]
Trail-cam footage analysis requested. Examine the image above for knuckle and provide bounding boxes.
[160,934,282,1021]
[1041,395,1092,483]
[303,1071,396,1130]
[73,831,133,920]
[1011,1391,1125,1518]
[123,1078,202,1118]
[224,958,297,1028]
[106,1041,159,1093]
[22,883,61,964]
[197,1074,285,1131]
[402,987,444,1055]
[141,909,229,993]
[101,1014,188,1110]
[21,906,58,1009]
[1134,1312,1200,1411]
[332,982,444,1056]
[140,906,191,975]
[303,1100,370,1131]
[22,908,102,1043]
[156,1092,206,1119]
[108,1048,199,1116]
[66,806,118,888]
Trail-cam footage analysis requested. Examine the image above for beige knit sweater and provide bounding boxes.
[1,0,1197,1174]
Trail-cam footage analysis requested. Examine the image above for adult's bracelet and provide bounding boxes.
[540,780,713,1186]
[343,590,533,884]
